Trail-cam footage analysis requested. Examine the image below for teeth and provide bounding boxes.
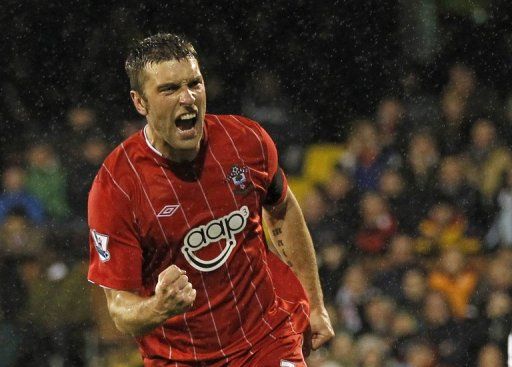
[179,113,197,120]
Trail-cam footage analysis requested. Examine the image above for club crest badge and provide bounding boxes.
[226,164,254,195]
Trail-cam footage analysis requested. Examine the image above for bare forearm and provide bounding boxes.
[264,189,324,309]
[104,289,171,336]
[104,265,196,337]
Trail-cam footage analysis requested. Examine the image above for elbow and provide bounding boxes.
[107,306,140,337]
[111,315,145,337]
[108,309,131,335]
[110,311,153,337]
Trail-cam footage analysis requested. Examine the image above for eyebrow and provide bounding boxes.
[156,76,203,91]
[157,82,180,91]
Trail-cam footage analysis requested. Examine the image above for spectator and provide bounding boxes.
[66,136,109,219]
[355,334,390,367]
[443,63,500,125]
[374,96,409,154]
[0,208,45,259]
[355,192,397,254]
[318,243,348,304]
[428,248,479,319]
[398,268,428,320]
[362,295,397,337]
[400,338,438,367]
[25,143,70,222]
[0,207,47,366]
[471,255,512,316]
[241,70,311,170]
[416,200,480,255]
[389,311,420,362]
[373,234,417,298]
[462,118,512,203]
[485,167,512,248]
[0,166,45,225]
[339,120,400,191]
[329,331,357,367]
[435,61,502,155]
[20,248,92,366]
[436,89,469,155]
[433,155,482,231]
[422,291,470,366]
[483,291,512,348]
[58,106,103,170]
[400,131,439,227]
[335,263,378,335]
[317,167,361,243]
[378,169,417,234]
[400,66,440,133]
[477,343,506,367]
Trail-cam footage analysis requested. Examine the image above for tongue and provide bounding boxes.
[176,118,195,131]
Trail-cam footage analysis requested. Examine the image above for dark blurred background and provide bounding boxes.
[1,0,512,366]
[1,0,511,149]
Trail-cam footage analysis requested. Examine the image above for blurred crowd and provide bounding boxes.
[0,58,511,367]
[302,63,512,367]
[0,105,147,366]
[1,1,512,366]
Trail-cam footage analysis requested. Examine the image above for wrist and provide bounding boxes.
[149,294,173,321]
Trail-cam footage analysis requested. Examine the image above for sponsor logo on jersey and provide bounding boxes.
[91,230,110,262]
[226,164,254,195]
[280,361,296,367]
[157,204,180,217]
[182,206,249,272]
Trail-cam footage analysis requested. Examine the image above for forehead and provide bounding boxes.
[143,57,202,86]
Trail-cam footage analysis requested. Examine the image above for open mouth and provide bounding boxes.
[176,112,198,131]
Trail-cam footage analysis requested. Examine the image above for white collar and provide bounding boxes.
[143,125,163,157]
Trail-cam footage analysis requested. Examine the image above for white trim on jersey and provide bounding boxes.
[121,144,182,360]
[216,115,306,335]
[194,175,255,349]
[207,144,277,340]
[143,125,164,157]
[156,161,228,362]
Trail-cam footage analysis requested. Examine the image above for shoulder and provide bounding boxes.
[206,114,262,133]
[205,114,271,148]
[91,132,143,198]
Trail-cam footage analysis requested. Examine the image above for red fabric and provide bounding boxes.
[143,333,307,367]
[87,114,308,364]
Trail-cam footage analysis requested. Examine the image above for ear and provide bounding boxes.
[130,90,148,116]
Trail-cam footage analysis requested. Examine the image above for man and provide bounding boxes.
[87,33,333,366]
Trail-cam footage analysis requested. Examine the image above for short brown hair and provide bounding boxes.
[125,33,198,95]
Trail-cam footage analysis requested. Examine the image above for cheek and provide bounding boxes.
[151,100,177,120]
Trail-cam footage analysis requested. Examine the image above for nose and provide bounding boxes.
[179,87,195,105]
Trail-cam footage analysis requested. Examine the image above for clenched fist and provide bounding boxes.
[154,264,197,318]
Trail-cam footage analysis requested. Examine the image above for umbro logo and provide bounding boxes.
[157,205,180,217]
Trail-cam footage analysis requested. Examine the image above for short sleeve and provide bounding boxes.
[87,167,142,290]
[259,125,288,206]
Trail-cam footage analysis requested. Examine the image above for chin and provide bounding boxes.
[173,136,202,151]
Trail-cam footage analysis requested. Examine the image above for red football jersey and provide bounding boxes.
[87,114,309,364]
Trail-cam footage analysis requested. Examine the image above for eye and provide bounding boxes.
[159,84,179,94]
[162,86,178,93]
[189,79,202,89]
